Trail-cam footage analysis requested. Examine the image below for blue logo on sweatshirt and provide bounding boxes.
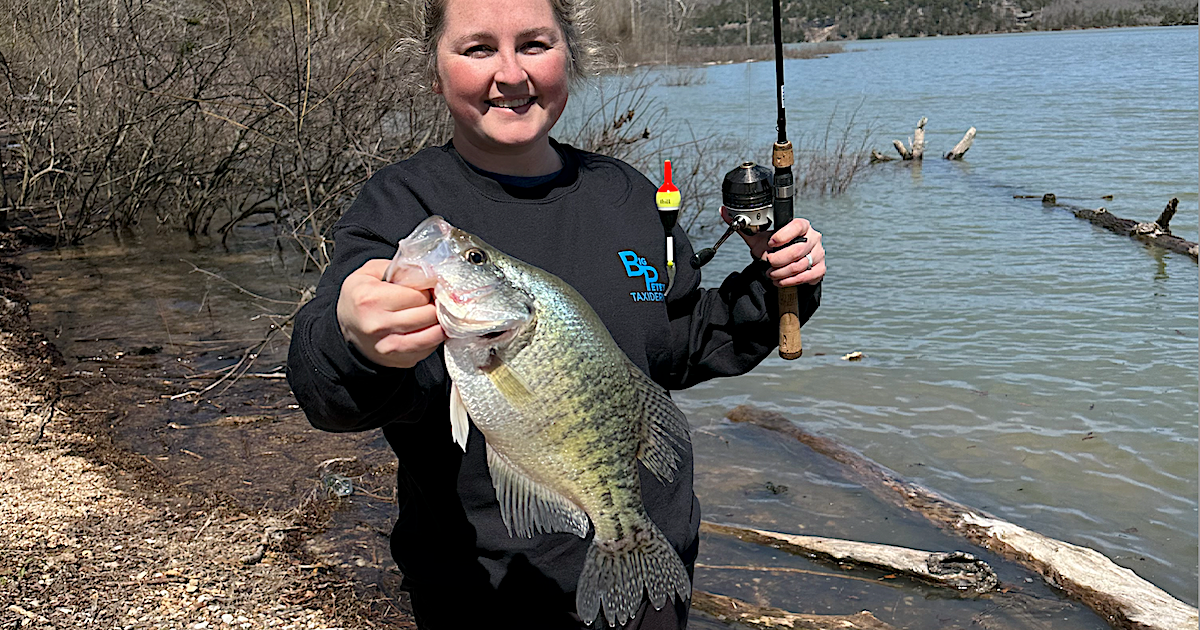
[618,250,665,302]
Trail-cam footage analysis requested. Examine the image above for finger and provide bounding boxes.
[768,241,825,282]
[374,323,448,358]
[358,258,393,279]
[767,218,811,250]
[358,302,441,338]
[772,256,825,287]
[768,228,822,267]
[352,278,434,314]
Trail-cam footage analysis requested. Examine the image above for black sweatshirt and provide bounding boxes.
[286,140,820,628]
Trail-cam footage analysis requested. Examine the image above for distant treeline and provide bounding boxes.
[680,0,1197,46]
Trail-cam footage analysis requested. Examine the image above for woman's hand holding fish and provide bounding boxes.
[337,259,448,369]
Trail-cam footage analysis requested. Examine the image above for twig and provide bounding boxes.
[181,259,297,305]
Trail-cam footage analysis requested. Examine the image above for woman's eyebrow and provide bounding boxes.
[447,27,559,49]
[517,27,559,40]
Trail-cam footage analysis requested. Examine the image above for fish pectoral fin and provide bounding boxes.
[483,355,536,409]
[449,381,470,452]
[486,442,590,539]
[628,361,691,486]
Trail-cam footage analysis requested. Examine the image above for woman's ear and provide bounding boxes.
[432,77,442,94]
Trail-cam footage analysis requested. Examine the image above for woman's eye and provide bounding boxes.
[465,45,493,58]
[521,41,550,54]
[465,248,488,265]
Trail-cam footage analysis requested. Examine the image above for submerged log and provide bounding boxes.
[1035,196,1197,261]
[692,590,898,629]
[725,405,1199,630]
[944,127,976,160]
[701,521,999,592]
[869,149,896,163]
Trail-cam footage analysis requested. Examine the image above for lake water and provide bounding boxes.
[20,25,1197,627]
[569,25,1198,609]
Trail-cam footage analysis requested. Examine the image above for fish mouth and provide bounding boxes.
[436,300,530,340]
[384,216,454,288]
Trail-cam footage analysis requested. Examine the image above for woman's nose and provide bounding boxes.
[494,51,528,86]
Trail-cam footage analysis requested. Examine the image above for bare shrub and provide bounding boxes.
[792,101,876,197]
[0,0,452,266]
[565,71,736,229]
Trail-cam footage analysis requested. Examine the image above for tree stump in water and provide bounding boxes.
[944,127,975,160]
[891,117,926,160]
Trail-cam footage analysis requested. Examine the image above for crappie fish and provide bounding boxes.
[384,215,692,627]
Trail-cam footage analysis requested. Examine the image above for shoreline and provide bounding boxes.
[0,231,418,630]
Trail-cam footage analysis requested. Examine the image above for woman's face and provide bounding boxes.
[434,0,570,156]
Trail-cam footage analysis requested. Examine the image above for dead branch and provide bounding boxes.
[691,590,897,629]
[700,521,998,593]
[725,405,1199,630]
[891,117,926,160]
[944,127,976,160]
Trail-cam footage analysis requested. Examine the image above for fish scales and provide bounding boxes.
[387,216,692,626]
[451,263,647,541]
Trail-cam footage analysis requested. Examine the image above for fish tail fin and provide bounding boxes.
[576,521,690,627]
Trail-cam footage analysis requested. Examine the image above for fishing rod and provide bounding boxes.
[688,0,805,359]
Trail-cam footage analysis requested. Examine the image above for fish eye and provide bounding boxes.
[465,248,488,265]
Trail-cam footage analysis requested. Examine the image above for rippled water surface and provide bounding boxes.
[583,26,1198,604]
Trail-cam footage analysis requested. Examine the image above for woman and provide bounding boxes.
[286,0,825,626]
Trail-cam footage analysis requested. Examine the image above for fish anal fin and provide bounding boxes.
[628,362,691,486]
[449,381,470,452]
[485,442,590,539]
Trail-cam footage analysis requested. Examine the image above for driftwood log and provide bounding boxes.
[944,127,976,160]
[869,149,895,163]
[1032,196,1197,261]
[891,117,926,160]
[692,590,898,629]
[725,405,1199,630]
[700,521,999,593]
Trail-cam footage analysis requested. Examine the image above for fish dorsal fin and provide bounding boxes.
[627,361,692,485]
[485,442,591,539]
[449,381,470,452]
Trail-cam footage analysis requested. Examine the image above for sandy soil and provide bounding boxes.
[0,231,417,630]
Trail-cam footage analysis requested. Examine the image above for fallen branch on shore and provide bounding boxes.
[691,590,897,629]
[1031,196,1197,261]
[725,405,1199,630]
[699,521,999,592]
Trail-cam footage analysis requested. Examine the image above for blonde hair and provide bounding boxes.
[400,0,603,87]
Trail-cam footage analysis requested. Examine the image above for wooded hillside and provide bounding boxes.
[682,0,1197,45]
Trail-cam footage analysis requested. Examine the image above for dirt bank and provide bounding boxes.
[0,231,417,629]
